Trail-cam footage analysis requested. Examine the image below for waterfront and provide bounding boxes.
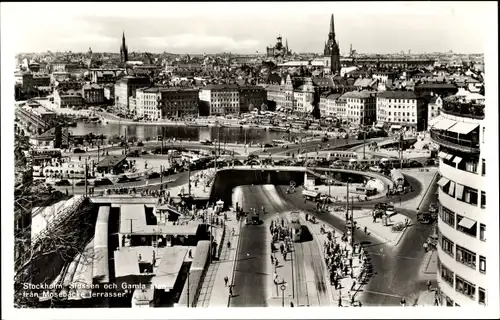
[70,122,302,143]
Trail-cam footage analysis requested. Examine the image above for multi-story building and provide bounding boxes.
[319,92,342,118]
[376,91,427,131]
[430,94,487,306]
[262,75,295,113]
[53,89,84,108]
[238,85,267,114]
[342,90,377,126]
[199,84,240,116]
[114,76,151,114]
[104,84,115,101]
[137,87,200,120]
[428,95,443,129]
[293,78,315,115]
[81,84,105,104]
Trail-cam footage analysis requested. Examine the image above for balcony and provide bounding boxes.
[442,100,485,120]
[430,130,480,153]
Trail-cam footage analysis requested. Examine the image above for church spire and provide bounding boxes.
[330,14,335,34]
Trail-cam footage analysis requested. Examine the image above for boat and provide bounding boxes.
[185,122,209,128]
[269,127,289,133]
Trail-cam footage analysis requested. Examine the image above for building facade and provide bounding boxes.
[238,85,267,114]
[199,84,240,116]
[430,95,487,306]
[262,75,295,113]
[428,95,443,130]
[81,84,105,104]
[293,78,315,115]
[342,90,377,125]
[376,91,427,131]
[53,89,85,108]
[114,76,152,114]
[319,93,342,118]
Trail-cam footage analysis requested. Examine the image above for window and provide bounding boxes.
[480,224,486,241]
[481,159,485,175]
[456,245,476,269]
[479,288,486,305]
[440,261,454,286]
[480,191,486,208]
[440,206,455,227]
[455,276,476,300]
[456,214,477,237]
[479,256,486,273]
[463,187,478,205]
[440,235,454,256]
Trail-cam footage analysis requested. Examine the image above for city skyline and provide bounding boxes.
[2,2,492,55]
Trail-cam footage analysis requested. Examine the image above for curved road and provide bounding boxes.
[274,180,437,306]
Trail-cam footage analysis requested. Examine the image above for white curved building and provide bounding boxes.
[430,95,487,306]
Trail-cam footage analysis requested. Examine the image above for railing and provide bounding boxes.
[441,102,485,120]
[430,130,480,153]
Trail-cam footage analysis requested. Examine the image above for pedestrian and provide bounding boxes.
[427,280,432,291]
[229,285,233,296]
[364,226,367,235]
[224,276,229,287]
[349,257,353,269]
[290,301,294,307]
[351,280,356,291]
[271,255,274,264]
[400,298,406,307]
[423,242,428,252]
[188,249,193,259]
[227,241,231,249]
[275,258,279,267]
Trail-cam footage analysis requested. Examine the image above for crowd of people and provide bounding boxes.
[321,226,369,307]
[190,168,216,190]
[270,218,293,273]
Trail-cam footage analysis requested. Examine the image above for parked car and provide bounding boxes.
[73,148,86,154]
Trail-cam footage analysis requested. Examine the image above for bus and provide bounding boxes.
[352,186,377,196]
[32,148,62,161]
[390,168,405,187]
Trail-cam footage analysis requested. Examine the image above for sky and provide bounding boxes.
[1,2,496,55]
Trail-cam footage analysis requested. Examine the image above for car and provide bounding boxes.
[263,143,274,148]
[147,172,161,179]
[201,140,213,145]
[321,136,329,143]
[73,148,86,154]
[424,159,435,166]
[54,179,71,186]
[247,154,259,160]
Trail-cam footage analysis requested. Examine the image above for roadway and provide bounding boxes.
[274,176,437,306]
[229,185,329,307]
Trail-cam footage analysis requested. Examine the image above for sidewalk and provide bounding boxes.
[327,207,409,247]
[418,250,438,280]
[301,213,365,307]
[196,209,242,307]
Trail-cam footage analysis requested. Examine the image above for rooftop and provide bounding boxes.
[114,246,189,291]
[377,90,419,99]
[96,155,127,168]
[341,90,376,99]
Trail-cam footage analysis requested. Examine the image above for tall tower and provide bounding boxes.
[120,31,129,64]
[323,14,341,75]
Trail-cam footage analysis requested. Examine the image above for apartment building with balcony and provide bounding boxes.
[430,93,487,306]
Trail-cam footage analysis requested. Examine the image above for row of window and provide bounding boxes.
[438,231,486,272]
[379,104,416,109]
[438,259,487,304]
[441,180,483,207]
[440,205,486,240]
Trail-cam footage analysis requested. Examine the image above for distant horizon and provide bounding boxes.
[3,2,493,55]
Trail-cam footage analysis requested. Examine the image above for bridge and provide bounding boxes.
[90,196,159,205]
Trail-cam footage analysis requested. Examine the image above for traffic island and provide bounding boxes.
[328,207,410,247]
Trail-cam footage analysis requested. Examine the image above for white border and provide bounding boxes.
[2,2,498,319]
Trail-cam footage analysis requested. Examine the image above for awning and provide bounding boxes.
[433,119,457,130]
[452,156,463,164]
[437,177,450,187]
[455,183,465,199]
[438,151,448,158]
[458,216,476,229]
[375,123,384,128]
[447,122,479,135]
[390,125,401,130]
[448,181,455,196]
[445,154,453,160]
